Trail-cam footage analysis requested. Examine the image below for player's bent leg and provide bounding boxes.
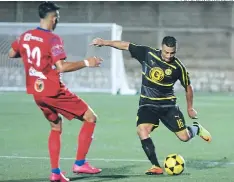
[73,107,101,174]
[175,123,212,143]
[175,128,191,142]
[162,106,196,142]
[137,124,163,175]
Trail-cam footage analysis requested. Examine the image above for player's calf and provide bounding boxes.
[74,107,101,173]
[48,115,64,179]
[137,124,161,168]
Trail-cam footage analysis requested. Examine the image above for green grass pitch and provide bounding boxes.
[0,92,233,182]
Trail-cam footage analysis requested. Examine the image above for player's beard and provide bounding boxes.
[52,19,58,31]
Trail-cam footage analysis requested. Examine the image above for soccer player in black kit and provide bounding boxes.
[90,36,212,175]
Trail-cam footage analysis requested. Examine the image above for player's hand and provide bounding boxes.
[86,56,103,67]
[187,108,198,119]
[90,38,105,47]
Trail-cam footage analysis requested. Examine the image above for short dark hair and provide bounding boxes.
[162,36,177,47]
[38,1,60,19]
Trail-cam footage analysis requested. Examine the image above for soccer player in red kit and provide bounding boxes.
[8,2,102,182]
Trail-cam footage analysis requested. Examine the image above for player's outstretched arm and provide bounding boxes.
[90,38,130,50]
[55,57,103,73]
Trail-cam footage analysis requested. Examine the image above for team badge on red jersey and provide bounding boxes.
[34,78,45,92]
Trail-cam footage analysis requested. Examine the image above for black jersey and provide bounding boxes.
[129,43,190,107]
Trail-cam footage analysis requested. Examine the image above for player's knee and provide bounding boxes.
[83,112,97,123]
[50,116,62,132]
[51,127,62,133]
[175,129,191,142]
[88,114,97,123]
[137,124,151,139]
[177,134,190,142]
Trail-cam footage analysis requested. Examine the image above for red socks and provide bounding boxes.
[76,122,96,160]
[48,121,95,169]
[48,130,61,169]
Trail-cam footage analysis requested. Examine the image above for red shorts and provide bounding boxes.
[33,88,88,122]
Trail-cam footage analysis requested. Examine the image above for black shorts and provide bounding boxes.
[136,106,186,132]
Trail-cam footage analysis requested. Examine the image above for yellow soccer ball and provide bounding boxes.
[164,154,185,175]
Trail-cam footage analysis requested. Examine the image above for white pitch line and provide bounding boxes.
[0,155,148,162]
[0,155,234,166]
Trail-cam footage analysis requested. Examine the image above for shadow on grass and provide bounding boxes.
[185,157,231,170]
[0,164,141,182]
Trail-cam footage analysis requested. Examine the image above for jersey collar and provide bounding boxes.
[36,27,51,32]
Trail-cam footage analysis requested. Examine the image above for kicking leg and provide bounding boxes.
[175,127,197,142]
[175,122,211,143]
[160,106,198,142]
[165,106,211,142]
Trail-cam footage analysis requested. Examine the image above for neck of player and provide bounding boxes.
[40,20,53,32]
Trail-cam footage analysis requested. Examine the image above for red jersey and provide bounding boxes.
[11,27,66,96]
